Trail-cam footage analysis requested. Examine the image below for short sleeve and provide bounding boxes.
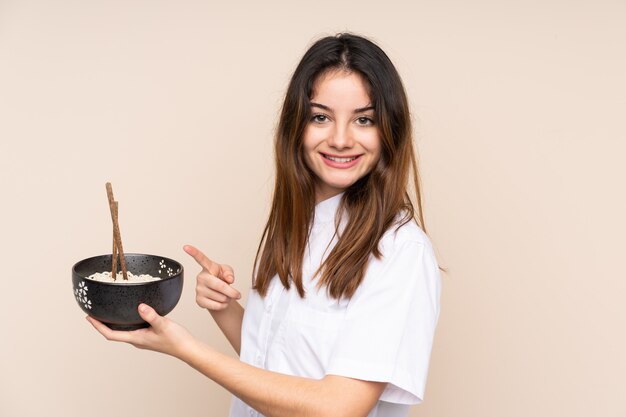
[325,237,442,404]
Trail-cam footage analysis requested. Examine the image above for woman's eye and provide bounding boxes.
[356,116,374,126]
[311,114,329,123]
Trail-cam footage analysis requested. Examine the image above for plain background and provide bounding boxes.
[1,1,624,416]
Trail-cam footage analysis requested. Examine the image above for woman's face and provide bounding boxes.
[303,70,381,203]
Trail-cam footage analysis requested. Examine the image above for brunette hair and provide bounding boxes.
[253,33,431,299]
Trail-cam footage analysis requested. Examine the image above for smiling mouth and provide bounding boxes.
[321,153,360,163]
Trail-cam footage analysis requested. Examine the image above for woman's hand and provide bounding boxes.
[183,244,241,311]
[86,304,195,359]
[184,244,244,353]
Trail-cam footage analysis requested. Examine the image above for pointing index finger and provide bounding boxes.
[183,245,218,274]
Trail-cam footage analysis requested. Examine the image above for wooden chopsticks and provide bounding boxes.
[106,182,128,280]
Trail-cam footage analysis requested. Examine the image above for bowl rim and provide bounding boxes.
[72,253,184,286]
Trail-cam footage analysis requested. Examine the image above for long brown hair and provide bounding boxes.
[253,33,432,299]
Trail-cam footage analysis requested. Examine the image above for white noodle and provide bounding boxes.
[85,271,161,283]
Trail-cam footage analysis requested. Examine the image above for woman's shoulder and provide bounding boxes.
[379,213,433,253]
[355,213,440,299]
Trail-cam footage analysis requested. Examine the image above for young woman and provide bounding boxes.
[88,33,442,417]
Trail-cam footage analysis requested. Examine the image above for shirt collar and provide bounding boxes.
[314,192,344,224]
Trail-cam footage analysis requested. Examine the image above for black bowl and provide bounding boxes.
[72,254,184,330]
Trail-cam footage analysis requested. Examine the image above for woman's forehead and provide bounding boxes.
[309,70,373,109]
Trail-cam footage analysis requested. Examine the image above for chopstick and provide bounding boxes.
[106,183,128,280]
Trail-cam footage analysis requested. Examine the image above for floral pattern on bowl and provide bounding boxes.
[74,281,92,309]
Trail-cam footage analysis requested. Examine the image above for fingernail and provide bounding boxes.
[139,304,147,312]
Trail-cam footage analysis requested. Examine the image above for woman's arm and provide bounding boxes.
[87,305,385,417]
[184,245,244,354]
[183,342,385,417]
[209,300,244,354]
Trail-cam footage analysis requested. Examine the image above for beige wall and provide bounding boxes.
[1,1,624,416]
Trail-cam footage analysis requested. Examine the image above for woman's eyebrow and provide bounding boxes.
[354,105,375,113]
[310,102,375,113]
[310,102,332,112]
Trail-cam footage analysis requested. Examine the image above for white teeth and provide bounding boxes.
[324,155,357,163]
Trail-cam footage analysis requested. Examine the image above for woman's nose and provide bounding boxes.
[327,125,354,149]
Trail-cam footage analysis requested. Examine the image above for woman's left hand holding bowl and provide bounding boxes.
[87,304,196,359]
